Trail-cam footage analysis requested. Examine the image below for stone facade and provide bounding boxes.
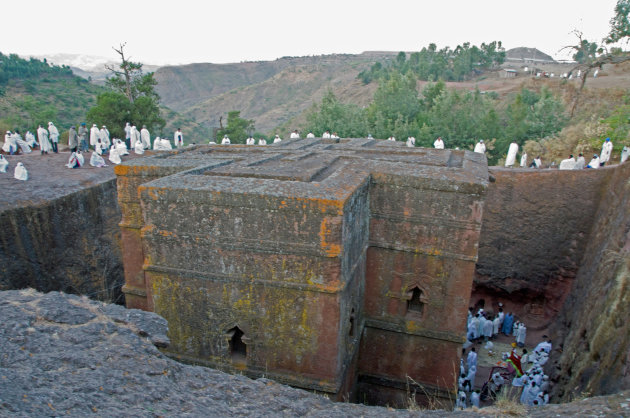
[115,138,488,406]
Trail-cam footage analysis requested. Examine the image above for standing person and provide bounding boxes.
[407,136,416,147]
[520,152,528,167]
[505,142,518,167]
[174,128,184,148]
[37,125,51,155]
[124,122,132,149]
[89,124,100,148]
[467,347,477,369]
[621,146,629,163]
[48,122,60,153]
[140,125,151,149]
[130,126,141,149]
[3,131,16,154]
[68,125,79,153]
[474,139,485,154]
[433,136,445,149]
[78,123,89,152]
[99,125,111,149]
[599,137,613,166]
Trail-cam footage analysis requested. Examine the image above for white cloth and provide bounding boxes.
[520,153,528,167]
[14,162,28,180]
[322,132,331,139]
[258,138,267,145]
[273,136,282,143]
[505,142,518,166]
[306,132,315,138]
[534,341,552,354]
[124,123,131,140]
[66,152,80,168]
[99,128,111,148]
[25,132,38,148]
[90,125,100,146]
[174,130,184,148]
[483,318,493,337]
[474,141,486,153]
[90,152,107,167]
[2,133,15,153]
[48,123,59,143]
[388,136,396,142]
[600,140,613,164]
[533,157,542,168]
[0,155,8,172]
[134,140,144,154]
[246,137,255,145]
[471,391,480,408]
[108,146,122,164]
[588,156,600,168]
[153,138,172,151]
[467,351,477,369]
[575,156,586,169]
[620,147,629,163]
[37,127,51,152]
[434,138,444,149]
[406,137,416,147]
[559,158,576,170]
[76,152,85,166]
[290,132,299,139]
[140,128,151,149]
[14,134,31,153]
[95,142,104,155]
[114,139,129,155]
[130,126,141,149]
[221,137,231,145]
[516,324,527,345]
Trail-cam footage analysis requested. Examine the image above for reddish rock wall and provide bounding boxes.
[549,162,630,399]
[473,167,614,321]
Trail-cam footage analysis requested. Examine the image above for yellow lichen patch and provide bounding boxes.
[279,200,288,209]
[319,218,341,257]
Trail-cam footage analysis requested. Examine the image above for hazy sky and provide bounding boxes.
[3,0,621,65]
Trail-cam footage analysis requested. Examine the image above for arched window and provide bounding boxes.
[407,286,425,316]
[227,326,247,361]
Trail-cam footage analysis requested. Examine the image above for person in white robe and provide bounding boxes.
[470,390,480,408]
[221,135,231,145]
[173,128,184,148]
[322,131,331,139]
[99,126,111,149]
[290,130,300,139]
[621,146,629,163]
[493,315,501,336]
[483,317,493,341]
[559,155,576,170]
[124,122,132,149]
[114,139,129,156]
[575,153,586,169]
[599,137,613,166]
[14,162,28,180]
[331,132,339,139]
[532,156,542,168]
[90,151,107,167]
[434,137,445,149]
[587,154,600,168]
[273,135,282,143]
[130,126,141,149]
[66,152,81,169]
[108,145,121,164]
[456,391,467,410]
[306,132,315,138]
[2,131,15,154]
[246,136,255,145]
[76,150,85,167]
[387,136,396,142]
[516,323,527,347]
[36,125,51,154]
[406,137,416,147]
[134,139,145,154]
[474,140,486,153]
[0,154,8,172]
[153,137,161,150]
[505,142,518,167]
[161,138,172,150]
[258,138,267,145]
[520,152,528,167]
[47,122,59,153]
[25,131,38,148]
[140,125,151,149]
[466,365,477,390]
[466,347,477,369]
[89,124,100,148]
[13,131,31,154]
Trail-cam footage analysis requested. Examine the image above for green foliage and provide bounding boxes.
[216,110,255,144]
[572,39,601,63]
[305,90,368,138]
[607,0,630,44]
[88,47,165,138]
[357,41,505,84]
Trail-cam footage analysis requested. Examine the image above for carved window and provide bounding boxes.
[226,326,247,361]
[406,286,427,317]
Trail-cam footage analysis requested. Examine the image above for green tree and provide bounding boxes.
[607,0,630,43]
[305,90,367,137]
[216,110,254,144]
[87,44,164,138]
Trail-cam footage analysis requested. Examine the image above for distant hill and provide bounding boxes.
[505,47,555,63]
[154,53,394,134]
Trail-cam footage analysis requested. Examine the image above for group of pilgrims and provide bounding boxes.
[455,305,552,410]
[0,121,186,179]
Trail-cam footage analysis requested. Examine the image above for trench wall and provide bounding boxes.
[473,167,614,320]
[549,161,630,399]
[0,179,123,302]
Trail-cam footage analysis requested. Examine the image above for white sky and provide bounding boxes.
[2,0,621,65]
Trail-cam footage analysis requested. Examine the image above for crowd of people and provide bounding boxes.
[0,121,189,180]
[455,304,553,410]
